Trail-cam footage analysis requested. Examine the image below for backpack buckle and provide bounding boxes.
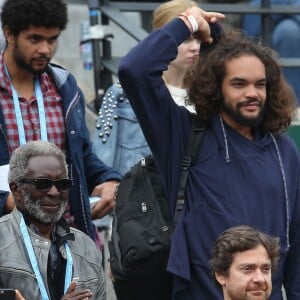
[181,156,191,171]
[175,199,185,211]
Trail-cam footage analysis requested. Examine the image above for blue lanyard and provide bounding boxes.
[19,215,73,299]
[5,65,48,145]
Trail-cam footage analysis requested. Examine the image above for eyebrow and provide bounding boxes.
[239,262,271,268]
[27,33,60,40]
[229,77,267,83]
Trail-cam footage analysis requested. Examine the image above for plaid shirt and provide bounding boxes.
[0,53,104,249]
[0,52,66,155]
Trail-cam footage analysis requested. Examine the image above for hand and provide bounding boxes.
[4,193,15,213]
[184,7,225,44]
[15,290,25,300]
[90,180,119,219]
[107,262,115,283]
[61,281,92,300]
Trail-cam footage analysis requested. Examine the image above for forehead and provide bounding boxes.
[224,55,266,80]
[19,25,60,38]
[231,245,271,268]
[26,155,65,177]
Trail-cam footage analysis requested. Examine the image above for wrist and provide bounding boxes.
[178,15,193,33]
[179,10,199,33]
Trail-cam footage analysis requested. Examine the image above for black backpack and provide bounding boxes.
[109,117,205,281]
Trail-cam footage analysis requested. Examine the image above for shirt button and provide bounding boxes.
[70,130,75,134]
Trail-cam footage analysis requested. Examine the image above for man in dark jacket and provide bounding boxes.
[118,4,300,299]
[0,0,122,242]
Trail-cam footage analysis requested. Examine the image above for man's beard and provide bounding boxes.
[221,98,266,127]
[13,43,50,75]
[23,192,67,224]
[227,290,270,300]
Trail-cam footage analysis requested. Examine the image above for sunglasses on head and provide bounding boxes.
[21,177,73,192]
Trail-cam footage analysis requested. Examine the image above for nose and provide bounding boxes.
[252,269,266,283]
[37,40,51,55]
[245,84,259,99]
[190,39,201,52]
[47,184,60,195]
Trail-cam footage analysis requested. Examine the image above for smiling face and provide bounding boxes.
[215,245,272,300]
[5,25,60,75]
[14,155,68,225]
[220,55,267,133]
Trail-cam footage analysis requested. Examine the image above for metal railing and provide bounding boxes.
[77,0,300,110]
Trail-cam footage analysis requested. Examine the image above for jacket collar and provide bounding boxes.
[15,207,75,245]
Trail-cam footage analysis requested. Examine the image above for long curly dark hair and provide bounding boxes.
[186,31,297,134]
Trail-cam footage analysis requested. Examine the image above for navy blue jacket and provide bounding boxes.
[0,64,122,240]
[119,19,300,299]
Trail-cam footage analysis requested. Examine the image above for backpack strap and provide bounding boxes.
[173,115,206,223]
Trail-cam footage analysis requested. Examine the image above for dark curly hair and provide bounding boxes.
[209,225,280,288]
[1,0,67,36]
[186,31,297,134]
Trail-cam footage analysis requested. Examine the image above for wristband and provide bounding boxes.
[179,11,199,33]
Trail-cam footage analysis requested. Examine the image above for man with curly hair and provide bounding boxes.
[0,0,121,246]
[118,5,300,299]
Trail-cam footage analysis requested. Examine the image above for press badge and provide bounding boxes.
[0,164,10,191]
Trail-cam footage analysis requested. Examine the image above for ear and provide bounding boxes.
[9,182,18,193]
[9,182,22,205]
[215,271,226,286]
[3,25,15,44]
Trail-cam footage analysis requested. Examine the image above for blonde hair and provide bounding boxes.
[152,0,198,29]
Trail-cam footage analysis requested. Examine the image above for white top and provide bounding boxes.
[167,84,195,113]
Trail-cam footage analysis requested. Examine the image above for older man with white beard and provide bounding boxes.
[0,140,106,300]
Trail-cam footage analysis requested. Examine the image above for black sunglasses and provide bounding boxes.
[21,177,73,192]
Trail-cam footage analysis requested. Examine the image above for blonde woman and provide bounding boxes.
[93,0,222,175]
[152,0,200,113]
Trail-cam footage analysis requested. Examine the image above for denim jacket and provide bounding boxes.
[93,82,151,175]
[0,64,122,240]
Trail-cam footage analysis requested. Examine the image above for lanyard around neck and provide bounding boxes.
[19,215,73,300]
[5,65,48,145]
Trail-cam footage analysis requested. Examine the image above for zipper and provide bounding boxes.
[65,91,80,128]
[138,157,169,238]
[64,92,91,237]
[69,160,90,237]
[0,266,38,278]
[0,123,9,153]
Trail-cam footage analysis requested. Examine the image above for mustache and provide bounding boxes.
[237,98,261,108]
[33,56,50,61]
[39,196,67,206]
[22,193,68,224]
